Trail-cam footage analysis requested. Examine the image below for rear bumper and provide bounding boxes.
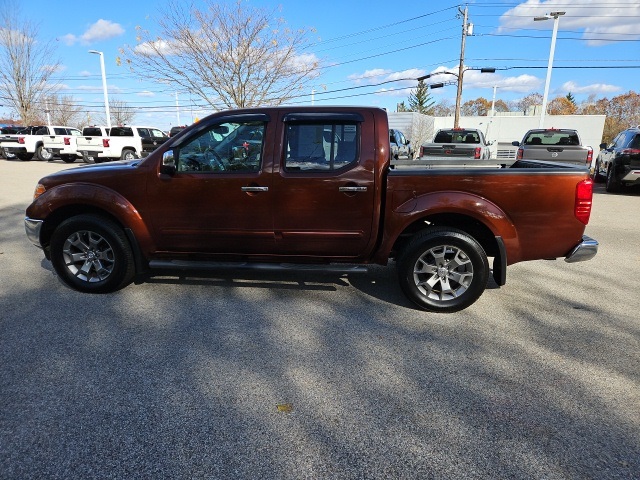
[565,235,598,263]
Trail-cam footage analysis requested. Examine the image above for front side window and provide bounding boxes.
[176,120,265,173]
[284,123,358,172]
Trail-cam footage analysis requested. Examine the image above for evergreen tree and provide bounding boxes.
[566,92,577,106]
[408,80,435,115]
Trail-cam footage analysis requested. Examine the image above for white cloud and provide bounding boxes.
[81,20,125,44]
[498,0,640,45]
[62,20,125,46]
[557,80,621,95]
[137,91,155,97]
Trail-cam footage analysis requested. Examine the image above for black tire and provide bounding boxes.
[121,149,136,160]
[36,145,53,161]
[397,227,489,313]
[60,155,76,163]
[50,214,135,293]
[17,153,32,161]
[592,159,605,183]
[605,165,622,193]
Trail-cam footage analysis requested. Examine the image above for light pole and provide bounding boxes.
[534,11,565,128]
[88,50,111,128]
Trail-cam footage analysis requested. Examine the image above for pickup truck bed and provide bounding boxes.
[24,106,597,313]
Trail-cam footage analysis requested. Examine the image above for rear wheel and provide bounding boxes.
[60,155,76,163]
[17,153,32,161]
[36,145,53,161]
[397,228,489,313]
[121,149,136,160]
[50,215,135,293]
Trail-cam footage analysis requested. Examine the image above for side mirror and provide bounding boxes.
[599,143,607,150]
[160,150,176,175]
[511,141,520,147]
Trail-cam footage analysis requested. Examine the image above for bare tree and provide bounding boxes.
[42,94,85,127]
[109,99,136,125]
[0,8,61,124]
[118,0,319,109]
[516,93,543,115]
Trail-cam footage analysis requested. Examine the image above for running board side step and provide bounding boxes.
[148,260,369,275]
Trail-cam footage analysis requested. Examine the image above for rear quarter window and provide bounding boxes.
[82,128,104,136]
[110,127,134,137]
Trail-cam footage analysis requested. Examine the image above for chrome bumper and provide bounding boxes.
[25,217,44,248]
[565,235,598,263]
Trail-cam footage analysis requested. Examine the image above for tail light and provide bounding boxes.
[18,137,25,144]
[474,147,481,159]
[102,138,110,148]
[64,137,71,145]
[621,148,640,155]
[516,147,523,159]
[420,146,426,157]
[575,179,593,225]
[585,146,593,166]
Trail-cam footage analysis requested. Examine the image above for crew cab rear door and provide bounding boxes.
[271,111,376,258]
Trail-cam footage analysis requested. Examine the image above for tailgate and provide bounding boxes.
[523,145,588,164]
[422,145,476,158]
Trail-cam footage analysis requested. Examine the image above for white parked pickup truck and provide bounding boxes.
[0,126,80,161]
[42,127,82,163]
[77,125,169,162]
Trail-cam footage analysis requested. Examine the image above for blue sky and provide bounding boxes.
[13,0,640,130]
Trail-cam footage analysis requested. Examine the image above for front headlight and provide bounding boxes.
[33,183,46,199]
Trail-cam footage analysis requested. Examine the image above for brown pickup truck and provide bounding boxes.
[24,106,598,313]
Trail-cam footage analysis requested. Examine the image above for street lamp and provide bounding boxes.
[88,50,111,128]
[417,67,495,127]
[534,11,565,128]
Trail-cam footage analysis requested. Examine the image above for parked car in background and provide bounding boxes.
[76,126,110,163]
[0,125,22,159]
[512,128,593,167]
[77,125,169,162]
[389,129,413,159]
[0,125,77,161]
[42,127,82,163]
[593,126,640,192]
[169,125,187,137]
[420,128,492,160]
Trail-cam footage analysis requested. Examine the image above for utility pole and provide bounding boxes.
[454,6,470,128]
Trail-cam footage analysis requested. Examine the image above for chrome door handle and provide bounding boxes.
[241,186,268,192]
[339,186,367,192]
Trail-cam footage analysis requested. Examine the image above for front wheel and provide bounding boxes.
[605,165,622,193]
[36,145,53,161]
[397,228,489,313]
[50,215,135,293]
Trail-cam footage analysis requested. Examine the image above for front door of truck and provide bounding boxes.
[271,112,376,258]
[146,114,275,254]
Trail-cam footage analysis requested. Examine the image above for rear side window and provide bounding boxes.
[83,127,104,136]
[110,127,133,137]
[629,134,640,149]
[284,123,359,172]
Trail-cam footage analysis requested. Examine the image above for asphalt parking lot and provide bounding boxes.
[1,158,639,479]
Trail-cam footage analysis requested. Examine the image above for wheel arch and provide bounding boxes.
[33,185,155,266]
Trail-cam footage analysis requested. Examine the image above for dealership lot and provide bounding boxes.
[1,159,638,479]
